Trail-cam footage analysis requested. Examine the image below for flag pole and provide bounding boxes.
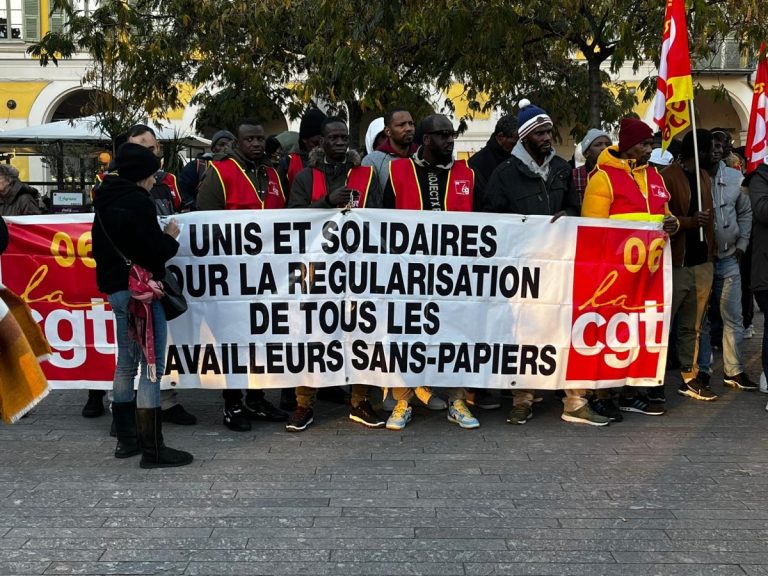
[688,97,705,242]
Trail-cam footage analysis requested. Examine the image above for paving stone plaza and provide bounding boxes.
[1,320,767,576]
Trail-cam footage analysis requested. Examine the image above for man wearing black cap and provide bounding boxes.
[661,130,722,402]
[469,114,518,211]
[278,108,326,194]
[178,129,234,210]
[197,119,289,431]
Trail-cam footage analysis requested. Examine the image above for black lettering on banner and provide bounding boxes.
[411,224,429,254]
[479,225,497,257]
[174,264,229,297]
[389,222,409,254]
[250,302,290,335]
[423,302,440,335]
[243,223,263,255]
[453,343,472,372]
[460,225,478,257]
[201,343,221,373]
[266,342,285,372]
[440,224,460,256]
[188,222,262,256]
[322,221,339,254]
[410,342,427,372]
[520,345,539,375]
[501,344,519,374]
[288,262,307,294]
[539,345,557,376]
[165,346,183,374]
[351,340,369,370]
[273,222,292,254]
[239,263,277,295]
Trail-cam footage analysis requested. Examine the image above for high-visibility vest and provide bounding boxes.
[210,158,285,210]
[389,158,474,211]
[160,172,181,211]
[601,165,669,222]
[286,153,306,189]
[310,166,375,207]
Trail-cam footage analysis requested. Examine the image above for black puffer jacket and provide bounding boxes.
[468,136,510,211]
[482,154,580,216]
[92,175,179,294]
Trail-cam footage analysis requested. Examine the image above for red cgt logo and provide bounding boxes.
[566,226,668,382]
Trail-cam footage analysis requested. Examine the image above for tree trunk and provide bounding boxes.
[346,99,364,152]
[587,58,602,128]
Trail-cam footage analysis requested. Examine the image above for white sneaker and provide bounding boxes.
[745,325,755,339]
[760,372,768,394]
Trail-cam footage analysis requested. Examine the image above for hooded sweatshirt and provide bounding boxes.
[92,175,179,294]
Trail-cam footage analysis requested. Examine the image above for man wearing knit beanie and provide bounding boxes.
[482,100,587,427]
[582,117,679,418]
[278,108,327,194]
[178,129,235,210]
[573,128,611,201]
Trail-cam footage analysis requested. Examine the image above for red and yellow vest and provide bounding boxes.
[286,153,306,190]
[310,166,375,207]
[211,158,285,210]
[601,165,669,222]
[389,158,474,211]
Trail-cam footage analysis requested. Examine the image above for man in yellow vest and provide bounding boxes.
[197,118,289,431]
[383,114,480,431]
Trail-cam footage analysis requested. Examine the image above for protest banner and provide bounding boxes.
[1,210,671,390]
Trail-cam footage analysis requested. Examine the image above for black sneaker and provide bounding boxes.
[82,390,105,418]
[677,374,718,401]
[467,389,502,410]
[161,404,197,425]
[286,407,314,432]
[349,400,386,428]
[618,395,666,415]
[590,398,623,422]
[646,387,666,403]
[244,397,288,422]
[223,403,252,431]
[724,373,758,391]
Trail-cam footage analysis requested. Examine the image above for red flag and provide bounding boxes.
[652,0,694,150]
[746,43,768,174]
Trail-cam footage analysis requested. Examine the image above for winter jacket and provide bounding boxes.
[468,135,510,211]
[709,161,751,259]
[0,181,42,216]
[660,162,716,267]
[288,148,382,209]
[582,145,671,221]
[481,144,579,216]
[747,164,768,291]
[92,175,179,294]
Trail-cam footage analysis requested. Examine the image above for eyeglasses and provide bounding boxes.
[426,130,459,139]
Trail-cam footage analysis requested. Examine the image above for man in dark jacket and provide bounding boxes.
[746,163,768,406]
[483,101,580,218]
[481,100,580,426]
[178,129,234,210]
[278,108,327,194]
[0,164,42,216]
[468,114,517,211]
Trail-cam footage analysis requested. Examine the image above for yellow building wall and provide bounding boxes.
[444,84,491,120]
[9,156,31,182]
[0,82,50,120]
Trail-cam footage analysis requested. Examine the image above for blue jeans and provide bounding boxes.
[698,256,744,376]
[108,290,166,409]
[754,290,768,380]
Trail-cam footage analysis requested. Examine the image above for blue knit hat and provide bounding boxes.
[517,99,552,139]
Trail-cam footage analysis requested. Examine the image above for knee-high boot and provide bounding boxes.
[135,407,193,469]
[112,401,140,458]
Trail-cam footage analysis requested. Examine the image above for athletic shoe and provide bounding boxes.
[506,404,532,425]
[223,403,252,431]
[386,400,412,430]
[745,324,755,339]
[724,373,758,391]
[561,404,610,426]
[619,395,667,414]
[646,387,665,403]
[467,389,501,410]
[415,386,448,410]
[759,373,768,394]
[349,400,386,428]
[447,400,480,429]
[285,407,314,432]
[677,375,718,402]
[161,404,197,425]
[244,397,289,421]
[590,398,623,422]
[82,390,105,418]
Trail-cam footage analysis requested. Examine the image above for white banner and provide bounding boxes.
[2,209,672,390]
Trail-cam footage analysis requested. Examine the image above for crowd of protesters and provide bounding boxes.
[2,101,767,469]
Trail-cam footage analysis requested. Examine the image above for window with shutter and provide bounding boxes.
[23,0,38,41]
[1,0,25,40]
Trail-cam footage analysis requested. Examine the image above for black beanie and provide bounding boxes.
[115,142,160,182]
[299,108,327,140]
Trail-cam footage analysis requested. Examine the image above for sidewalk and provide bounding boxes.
[0,320,766,575]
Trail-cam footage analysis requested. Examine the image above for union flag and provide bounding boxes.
[745,43,768,174]
[652,0,694,150]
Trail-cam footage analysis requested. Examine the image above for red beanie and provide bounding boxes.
[618,118,653,152]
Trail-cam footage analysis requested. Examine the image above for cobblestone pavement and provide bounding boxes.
[1,319,767,575]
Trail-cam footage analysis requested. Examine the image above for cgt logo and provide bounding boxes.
[566,226,668,382]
